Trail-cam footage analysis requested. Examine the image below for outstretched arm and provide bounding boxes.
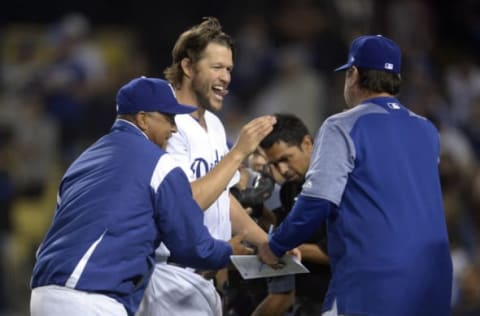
[258,195,335,266]
[155,161,232,270]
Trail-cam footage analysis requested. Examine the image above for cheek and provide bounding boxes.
[194,70,211,85]
[157,130,169,149]
[159,126,170,138]
[291,163,302,174]
[192,75,211,98]
[150,127,168,144]
[291,158,307,174]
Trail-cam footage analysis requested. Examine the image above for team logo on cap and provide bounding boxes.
[384,63,394,70]
[387,102,400,109]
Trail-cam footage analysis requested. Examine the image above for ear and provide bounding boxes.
[301,134,314,153]
[346,66,359,88]
[135,112,148,132]
[180,58,193,79]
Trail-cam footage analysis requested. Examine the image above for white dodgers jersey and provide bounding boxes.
[167,111,239,241]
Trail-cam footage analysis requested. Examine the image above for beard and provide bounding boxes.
[191,74,222,113]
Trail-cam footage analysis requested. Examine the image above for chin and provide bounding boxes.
[209,102,223,113]
[199,100,221,113]
[209,96,224,111]
[286,175,299,182]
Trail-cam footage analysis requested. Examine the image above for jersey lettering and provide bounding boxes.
[190,150,224,179]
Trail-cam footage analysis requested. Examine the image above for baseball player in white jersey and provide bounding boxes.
[137,17,276,316]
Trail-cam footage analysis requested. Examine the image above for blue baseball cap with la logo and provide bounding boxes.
[116,76,196,115]
[334,35,401,74]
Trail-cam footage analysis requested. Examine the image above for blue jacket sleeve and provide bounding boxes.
[269,195,335,257]
[155,167,232,270]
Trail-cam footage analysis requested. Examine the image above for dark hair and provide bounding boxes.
[355,67,402,95]
[260,113,310,150]
[164,17,235,88]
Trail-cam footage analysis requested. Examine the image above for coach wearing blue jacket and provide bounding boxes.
[258,35,453,316]
[30,77,233,316]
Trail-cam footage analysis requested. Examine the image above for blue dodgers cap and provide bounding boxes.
[116,76,196,115]
[334,35,401,74]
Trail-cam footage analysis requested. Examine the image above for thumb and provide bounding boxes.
[229,233,245,245]
[232,233,246,241]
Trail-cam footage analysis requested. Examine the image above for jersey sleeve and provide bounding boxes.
[302,119,355,206]
[150,154,232,270]
[166,127,195,180]
[269,195,335,257]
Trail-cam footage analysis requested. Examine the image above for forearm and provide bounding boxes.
[159,168,233,270]
[270,196,335,257]
[191,148,245,210]
[298,243,329,265]
[230,193,268,246]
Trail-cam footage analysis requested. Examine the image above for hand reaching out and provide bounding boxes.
[229,234,255,255]
[231,116,276,158]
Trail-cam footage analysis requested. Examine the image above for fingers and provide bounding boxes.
[243,116,276,140]
[233,115,276,157]
[229,234,255,255]
[242,246,255,255]
[269,260,286,270]
[229,234,244,244]
[286,248,302,261]
[244,115,276,132]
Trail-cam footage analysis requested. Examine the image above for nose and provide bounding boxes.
[219,69,231,84]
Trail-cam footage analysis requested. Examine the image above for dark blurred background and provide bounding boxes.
[2,0,480,315]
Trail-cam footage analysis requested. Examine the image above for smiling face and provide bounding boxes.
[189,42,233,112]
[264,136,313,182]
[136,111,177,150]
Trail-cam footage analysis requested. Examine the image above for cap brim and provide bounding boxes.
[162,102,197,115]
[334,63,352,72]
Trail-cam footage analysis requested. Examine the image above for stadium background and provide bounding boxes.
[1,0,480,315]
